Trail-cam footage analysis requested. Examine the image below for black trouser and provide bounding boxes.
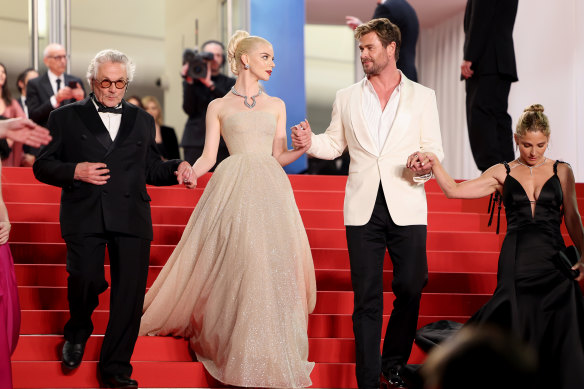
[63,232,150,378]
[183,145,230,169]
[346,184,428,389]
[465,74,515,172]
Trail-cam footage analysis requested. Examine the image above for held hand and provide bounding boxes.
[3,118,52,147]
[0,221,11,245]
[291,119,312,149]
[345,16,363,30]
[175,161,195,188]
[74,162,110,185]
[71,83,85,101]
[407,152,434,175]
[461,60,474,79]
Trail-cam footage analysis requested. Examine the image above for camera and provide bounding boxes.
[182,49,214,79]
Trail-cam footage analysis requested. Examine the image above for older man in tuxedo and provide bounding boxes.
[33,49,193,388]
[26,43,85,128]
[293,18,443,389]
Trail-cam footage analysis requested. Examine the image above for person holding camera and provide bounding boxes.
[26,43,86,128]
[181,40,235,166]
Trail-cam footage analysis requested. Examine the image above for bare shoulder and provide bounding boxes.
[555,160,575,184]
[483,162,509,185]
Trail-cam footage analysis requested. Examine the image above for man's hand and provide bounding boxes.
[71,83,84,101]
[345,16,363,30]
[0,221,11,245]
[406,151,434,175]
[291,119,312,150]
[74,162,110,185]
[175,161,196,188]
[197,62,214,89]
[461,60,474,79]
[1,118,52,147]
[56,86,74,104]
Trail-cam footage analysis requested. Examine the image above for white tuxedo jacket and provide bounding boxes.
[308,76,444,226]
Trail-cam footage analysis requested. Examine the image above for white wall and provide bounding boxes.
[419,0,584,181]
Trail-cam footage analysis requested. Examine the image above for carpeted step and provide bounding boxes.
[14,264,497,293]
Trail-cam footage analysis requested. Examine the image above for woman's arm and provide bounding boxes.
[191,99,222,182]
[272,99,308,167]
[426,153,503,199]
[558,163,584,281]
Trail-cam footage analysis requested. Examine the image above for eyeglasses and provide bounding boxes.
[48,55,68,61]
[96,79,128,89]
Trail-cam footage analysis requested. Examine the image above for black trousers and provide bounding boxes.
[465,74,515,172]
[346,184,428,389]
[63,232,150,377]
[183,145,229,170]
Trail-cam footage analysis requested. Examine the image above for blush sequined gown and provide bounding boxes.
[139,111,317,388]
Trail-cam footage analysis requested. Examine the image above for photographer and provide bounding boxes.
[181,40,235,166]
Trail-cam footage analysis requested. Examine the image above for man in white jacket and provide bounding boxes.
[292,18,443,389]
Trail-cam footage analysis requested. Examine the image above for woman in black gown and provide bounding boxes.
[412,104,584,388]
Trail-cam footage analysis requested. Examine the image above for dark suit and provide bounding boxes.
[463,0,518,171]
[33,97,183,378]
[26,72,85,127]
[373,0,419,82]
[181,74,235,165]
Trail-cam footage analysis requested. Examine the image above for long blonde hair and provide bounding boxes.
[227,30,271,75]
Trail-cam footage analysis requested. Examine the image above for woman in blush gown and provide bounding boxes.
[0,157,20,389]
[139,30,317,388]
[412,104,584,389]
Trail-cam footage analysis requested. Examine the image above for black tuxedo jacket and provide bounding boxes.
[26,72,86,127]
[33,97,182,240]
[463,0,518,81]
[373,0,419,82]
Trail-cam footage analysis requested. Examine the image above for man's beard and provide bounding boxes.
[362,57,388,75]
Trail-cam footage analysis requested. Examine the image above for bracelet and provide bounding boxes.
[209,82,215,91]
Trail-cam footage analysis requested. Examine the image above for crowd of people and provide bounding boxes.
[0,1,583,389]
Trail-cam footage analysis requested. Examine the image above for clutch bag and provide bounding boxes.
[553,245,580,279]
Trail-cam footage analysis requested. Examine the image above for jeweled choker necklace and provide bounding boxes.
[515,157,547,176]
[231,87,262,109]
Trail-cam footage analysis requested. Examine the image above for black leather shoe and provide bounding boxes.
[61,340,85,370]
[387,366,407,388]
[101,374,138,388]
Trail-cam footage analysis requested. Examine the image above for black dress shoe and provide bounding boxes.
[101,374,138,388]
[386,366,407,388]
[61,340,85,370]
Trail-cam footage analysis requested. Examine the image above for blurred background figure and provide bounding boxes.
[181,40,235,167]
[461,0,518,172]
[142,95,180,160]
[0,62,27,167]
[346,0,419,82]
[26,43,85,128]
[127,95,144,109]
[421,325,537,389]
[15,68,39,118]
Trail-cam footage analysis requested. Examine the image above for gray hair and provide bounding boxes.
[86,49,136,85]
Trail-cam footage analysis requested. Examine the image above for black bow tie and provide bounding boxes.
[91,93,122,114]
[98,106,123,114]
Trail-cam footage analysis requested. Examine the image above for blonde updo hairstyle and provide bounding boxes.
[227,30,271,75]
[515,104,550,138]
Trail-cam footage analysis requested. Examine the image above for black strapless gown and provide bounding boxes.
[417,162,584,388]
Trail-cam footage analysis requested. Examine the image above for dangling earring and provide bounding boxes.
[244,64,250,70]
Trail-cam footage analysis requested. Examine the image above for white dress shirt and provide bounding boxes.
[48,70,65,108]
[92,100,121,141]
[361,73,404,154]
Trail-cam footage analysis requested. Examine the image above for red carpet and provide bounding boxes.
[5,167,582,388]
